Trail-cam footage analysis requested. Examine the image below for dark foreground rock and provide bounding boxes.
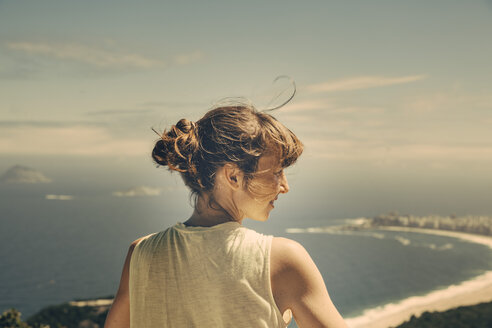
[1,297,113,328]
[395,301,492,328]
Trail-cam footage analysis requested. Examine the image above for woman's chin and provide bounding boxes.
[248,213,270,222]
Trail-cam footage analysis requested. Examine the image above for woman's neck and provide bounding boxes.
[183,193,242,227]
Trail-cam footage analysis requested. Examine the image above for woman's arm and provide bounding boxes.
[104,238,142,328]
[271,237,348,328]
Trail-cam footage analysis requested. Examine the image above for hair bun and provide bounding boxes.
[152,119,201,189]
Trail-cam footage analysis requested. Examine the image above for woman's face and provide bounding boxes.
[235,154,290,222]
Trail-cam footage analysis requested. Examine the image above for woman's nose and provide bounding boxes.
[279,174,289,194]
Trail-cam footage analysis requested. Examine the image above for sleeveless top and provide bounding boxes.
[129,221,289,328]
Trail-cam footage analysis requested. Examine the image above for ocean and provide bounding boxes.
[1,175,491,326]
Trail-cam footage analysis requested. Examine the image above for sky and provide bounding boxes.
[1,0,491,217]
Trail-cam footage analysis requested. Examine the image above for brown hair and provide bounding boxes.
[152,104,303,198]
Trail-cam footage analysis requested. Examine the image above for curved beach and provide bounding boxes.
[345,227,492,328]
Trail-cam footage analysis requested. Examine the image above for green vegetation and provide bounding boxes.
[0,297,112,328]
[396,301,492,328]
[25,303,108,328]
[0,309,33,328]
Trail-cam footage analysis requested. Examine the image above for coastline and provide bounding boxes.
[345,227,492,328]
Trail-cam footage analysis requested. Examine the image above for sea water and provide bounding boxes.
[1,183,491,324]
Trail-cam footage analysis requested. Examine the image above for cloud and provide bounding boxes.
[281,102,385,116]
[138,100,206,109]
[45,194,73,200]
[9,42,157,68]
[0,165,52,183]
[0,123,150,156]
[0,62,39,80]
[307,75,427,93]
[0,120,104,127]
[6,42,204,72]
[402,90,492,114]
[281,100,332,113]
[173,51,203,65]
[7,42,166,69]
[304,137,492,164]
[279,84,492,169]
[113,186,161,197]
[326,106,386,115]
[3,41,203,78]
[85,108,155,116]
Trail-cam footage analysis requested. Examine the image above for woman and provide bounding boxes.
[105,104,347,328]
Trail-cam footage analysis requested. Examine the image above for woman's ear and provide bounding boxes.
[222,163,243,190]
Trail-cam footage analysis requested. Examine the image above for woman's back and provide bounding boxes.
[129,221,287,328]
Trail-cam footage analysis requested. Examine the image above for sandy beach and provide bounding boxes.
[345,227,492,328]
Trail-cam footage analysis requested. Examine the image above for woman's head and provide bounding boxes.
[152,103,303,219]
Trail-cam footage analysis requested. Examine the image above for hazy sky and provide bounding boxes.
[1,0,491,216]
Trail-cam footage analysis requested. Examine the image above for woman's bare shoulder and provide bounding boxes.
[271,237,310,268]
[271,236,327,297]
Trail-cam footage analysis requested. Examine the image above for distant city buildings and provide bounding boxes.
[369,213,492,236]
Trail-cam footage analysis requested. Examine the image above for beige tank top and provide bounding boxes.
[129,221,289,328]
